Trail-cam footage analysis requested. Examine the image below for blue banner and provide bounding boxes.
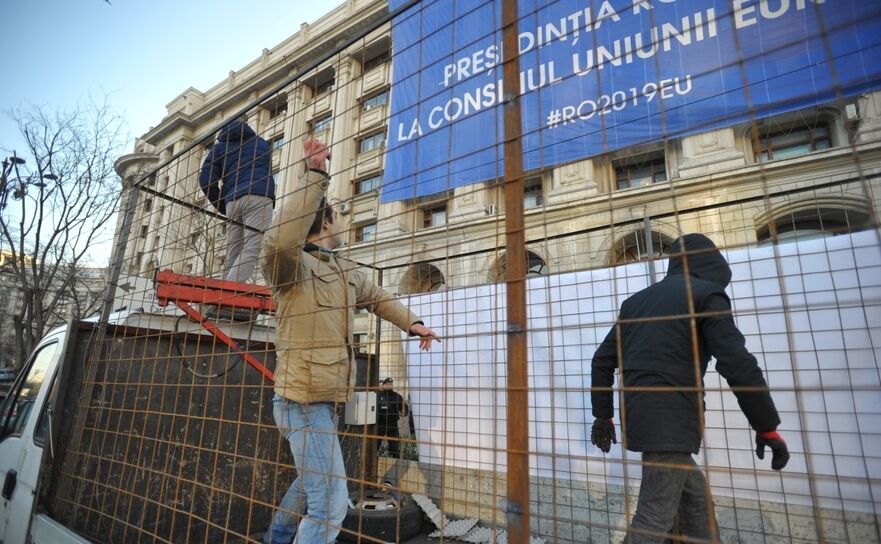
[380,0,881,202]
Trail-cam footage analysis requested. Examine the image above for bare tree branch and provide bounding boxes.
[0,97,126,367]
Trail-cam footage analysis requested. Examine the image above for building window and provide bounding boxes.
[315,78,334,96]
[267,99,288,120]
[143,198,153,212]
[757,202,872,245]
[524,178,543,209]
[612,230,674,264]
[488,250,548,282]
[400,263,446,294]
[614,152,667,190]
[422,203,447,229]
[355,174,381,195]
[140,225,149,239]
[358,131,385,154]
[310,114,333,134]
[362,90,388,112]
[355,222,377,243]
[526,251,549,277]
[353,333,368,354]
[754,121,832,162]
[363,50,390,72]
[271,134,285,151]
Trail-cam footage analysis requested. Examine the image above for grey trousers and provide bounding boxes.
[224,194,273,283]
[627,452,720,544]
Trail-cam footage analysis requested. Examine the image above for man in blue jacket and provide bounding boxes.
[590,233,790,543]
[199,119,275,284]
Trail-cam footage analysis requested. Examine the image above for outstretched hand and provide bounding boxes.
[303,139,330,171]
[409,323,441,351]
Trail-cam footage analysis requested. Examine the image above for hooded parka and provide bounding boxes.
[591,233,780,453]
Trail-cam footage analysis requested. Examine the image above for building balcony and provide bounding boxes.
[354,147,384,177]
[361,62,389,95]
[359,104,387,132]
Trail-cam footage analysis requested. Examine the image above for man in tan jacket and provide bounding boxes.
[261,140,440,544]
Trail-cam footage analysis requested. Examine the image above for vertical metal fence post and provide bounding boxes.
[366,267,383,485]
[644,216,657,284]
[501,0,530,542]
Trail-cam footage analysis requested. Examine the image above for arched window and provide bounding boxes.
[488,250,548,282]
[400,263,446,294]
[611,230,674,264]
[526,251,548,278]
[756,197,872,245]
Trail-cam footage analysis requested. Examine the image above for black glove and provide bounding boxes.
[756,430,790,470]
[591,418,617,453]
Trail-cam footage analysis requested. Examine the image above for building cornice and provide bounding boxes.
[114,152,161,181]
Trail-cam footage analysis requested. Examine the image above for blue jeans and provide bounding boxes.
[627,452,719,543]
[264,397,348,544]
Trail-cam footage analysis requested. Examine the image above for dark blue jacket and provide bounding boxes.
[199,120,275,214]
[591,233,780,454]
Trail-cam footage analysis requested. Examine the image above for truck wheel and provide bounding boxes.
[338,490,423,543]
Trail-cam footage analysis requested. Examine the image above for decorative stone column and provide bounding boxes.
[279,85,310,194]
[328,58,356,205]
[856,91,881,144]
[113,151,160,275]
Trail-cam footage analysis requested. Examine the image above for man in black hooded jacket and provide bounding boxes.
[590,233,790,543]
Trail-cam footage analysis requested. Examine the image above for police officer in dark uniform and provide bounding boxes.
[376,377,405,458]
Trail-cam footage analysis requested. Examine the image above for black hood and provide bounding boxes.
[217,120,256,143]
[666,233,732,288]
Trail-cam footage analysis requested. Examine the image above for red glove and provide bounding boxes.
[756,430,790,470]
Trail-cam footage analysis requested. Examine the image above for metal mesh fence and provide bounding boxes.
[21,0,881,542]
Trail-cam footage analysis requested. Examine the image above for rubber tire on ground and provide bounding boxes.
[338,491,423,543]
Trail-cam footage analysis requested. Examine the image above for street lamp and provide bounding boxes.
[0,154,58,210]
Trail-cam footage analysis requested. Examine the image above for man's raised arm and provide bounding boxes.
[261,140,331,289]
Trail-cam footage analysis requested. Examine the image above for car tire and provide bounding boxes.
[338,490,423,543]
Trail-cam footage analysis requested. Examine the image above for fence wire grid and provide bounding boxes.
[18,0,881,543]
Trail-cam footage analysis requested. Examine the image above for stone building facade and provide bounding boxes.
[113,0,880,380]
[111,1,881,540]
